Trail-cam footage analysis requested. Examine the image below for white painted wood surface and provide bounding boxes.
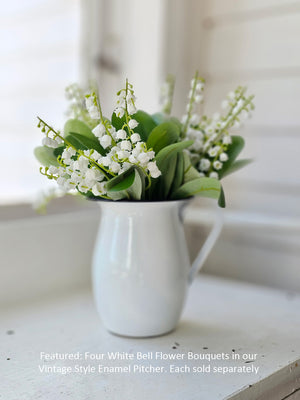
[1,275,300,399]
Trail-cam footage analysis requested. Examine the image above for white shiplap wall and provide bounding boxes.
[164,0,300,289]
[0,0,81,204]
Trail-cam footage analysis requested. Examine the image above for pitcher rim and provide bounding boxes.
[88,197,193,205]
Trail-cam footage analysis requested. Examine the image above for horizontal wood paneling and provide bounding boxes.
[201,13,300,74]
[203,0,300,20]
[224,134,300,185]
[222,180,300,216]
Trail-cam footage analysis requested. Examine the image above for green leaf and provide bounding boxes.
[127,169,143,200]
[65,132,105,155]
[218,185,226,208]
[151,113,182,131]
[170,152,184,195]
[219,136,245,179]
[132,110,157,141]
[106,167,143,200]
[150,140,193,200]
[151,112,165,125]
[155,140,193,166]
[159,153,178,199]
[34,146,60,167]
[111,112,126,132]
[135,166,146,200]
[147,121,180,153]
[183,151,201,182]
[53,146,65,158]
[221,158,253,178]
[64,119,95,139]
[106,167,135,192]
[169,117,182,131]
[171,177,221,201]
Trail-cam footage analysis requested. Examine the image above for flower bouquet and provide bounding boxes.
[34,72,254,207]
[34,73,254,337]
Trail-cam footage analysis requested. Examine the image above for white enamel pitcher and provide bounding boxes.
[92,199,223,337]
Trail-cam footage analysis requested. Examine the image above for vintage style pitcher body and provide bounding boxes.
[92,200,222,337]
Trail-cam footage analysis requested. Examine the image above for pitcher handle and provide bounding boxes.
[188,207,223,285]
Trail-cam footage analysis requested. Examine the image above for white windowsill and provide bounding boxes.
[1,275,300,399]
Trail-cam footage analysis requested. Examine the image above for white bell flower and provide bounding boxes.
[88,105,100,120]
[91,150,101,162]
[128,119,138,129]
[116,129,127,140]
[129,155,137,163]
[147,162,161,178]
[115,107,125,118]
[131,133,141,143]
[137,152,150,165]
[85,169,97,186]
[149,168,161,178]
[222,135,232,145]
[99,135,112,149]
[196,82,204,92]
[117,150,130,160]
[48,166,59,175]
[131,147,141,158]
[120,141,132,151]
[195,95,203,104]
[100,156,112,167]
[110,162,121,174]
[92,182,106,196]
[85,97,94,109]
[92,123,106,138]
[209,172,219,179]
[208,146,220,157]
[78,182,89,193]
[199,158,210,171]
[219,153,228,162]
[213,161,223,170]
[74,156,89,171]
[42,137,58,148]
[127,102,137,115]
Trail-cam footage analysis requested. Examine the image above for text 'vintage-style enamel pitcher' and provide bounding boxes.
[92,199,222,337]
